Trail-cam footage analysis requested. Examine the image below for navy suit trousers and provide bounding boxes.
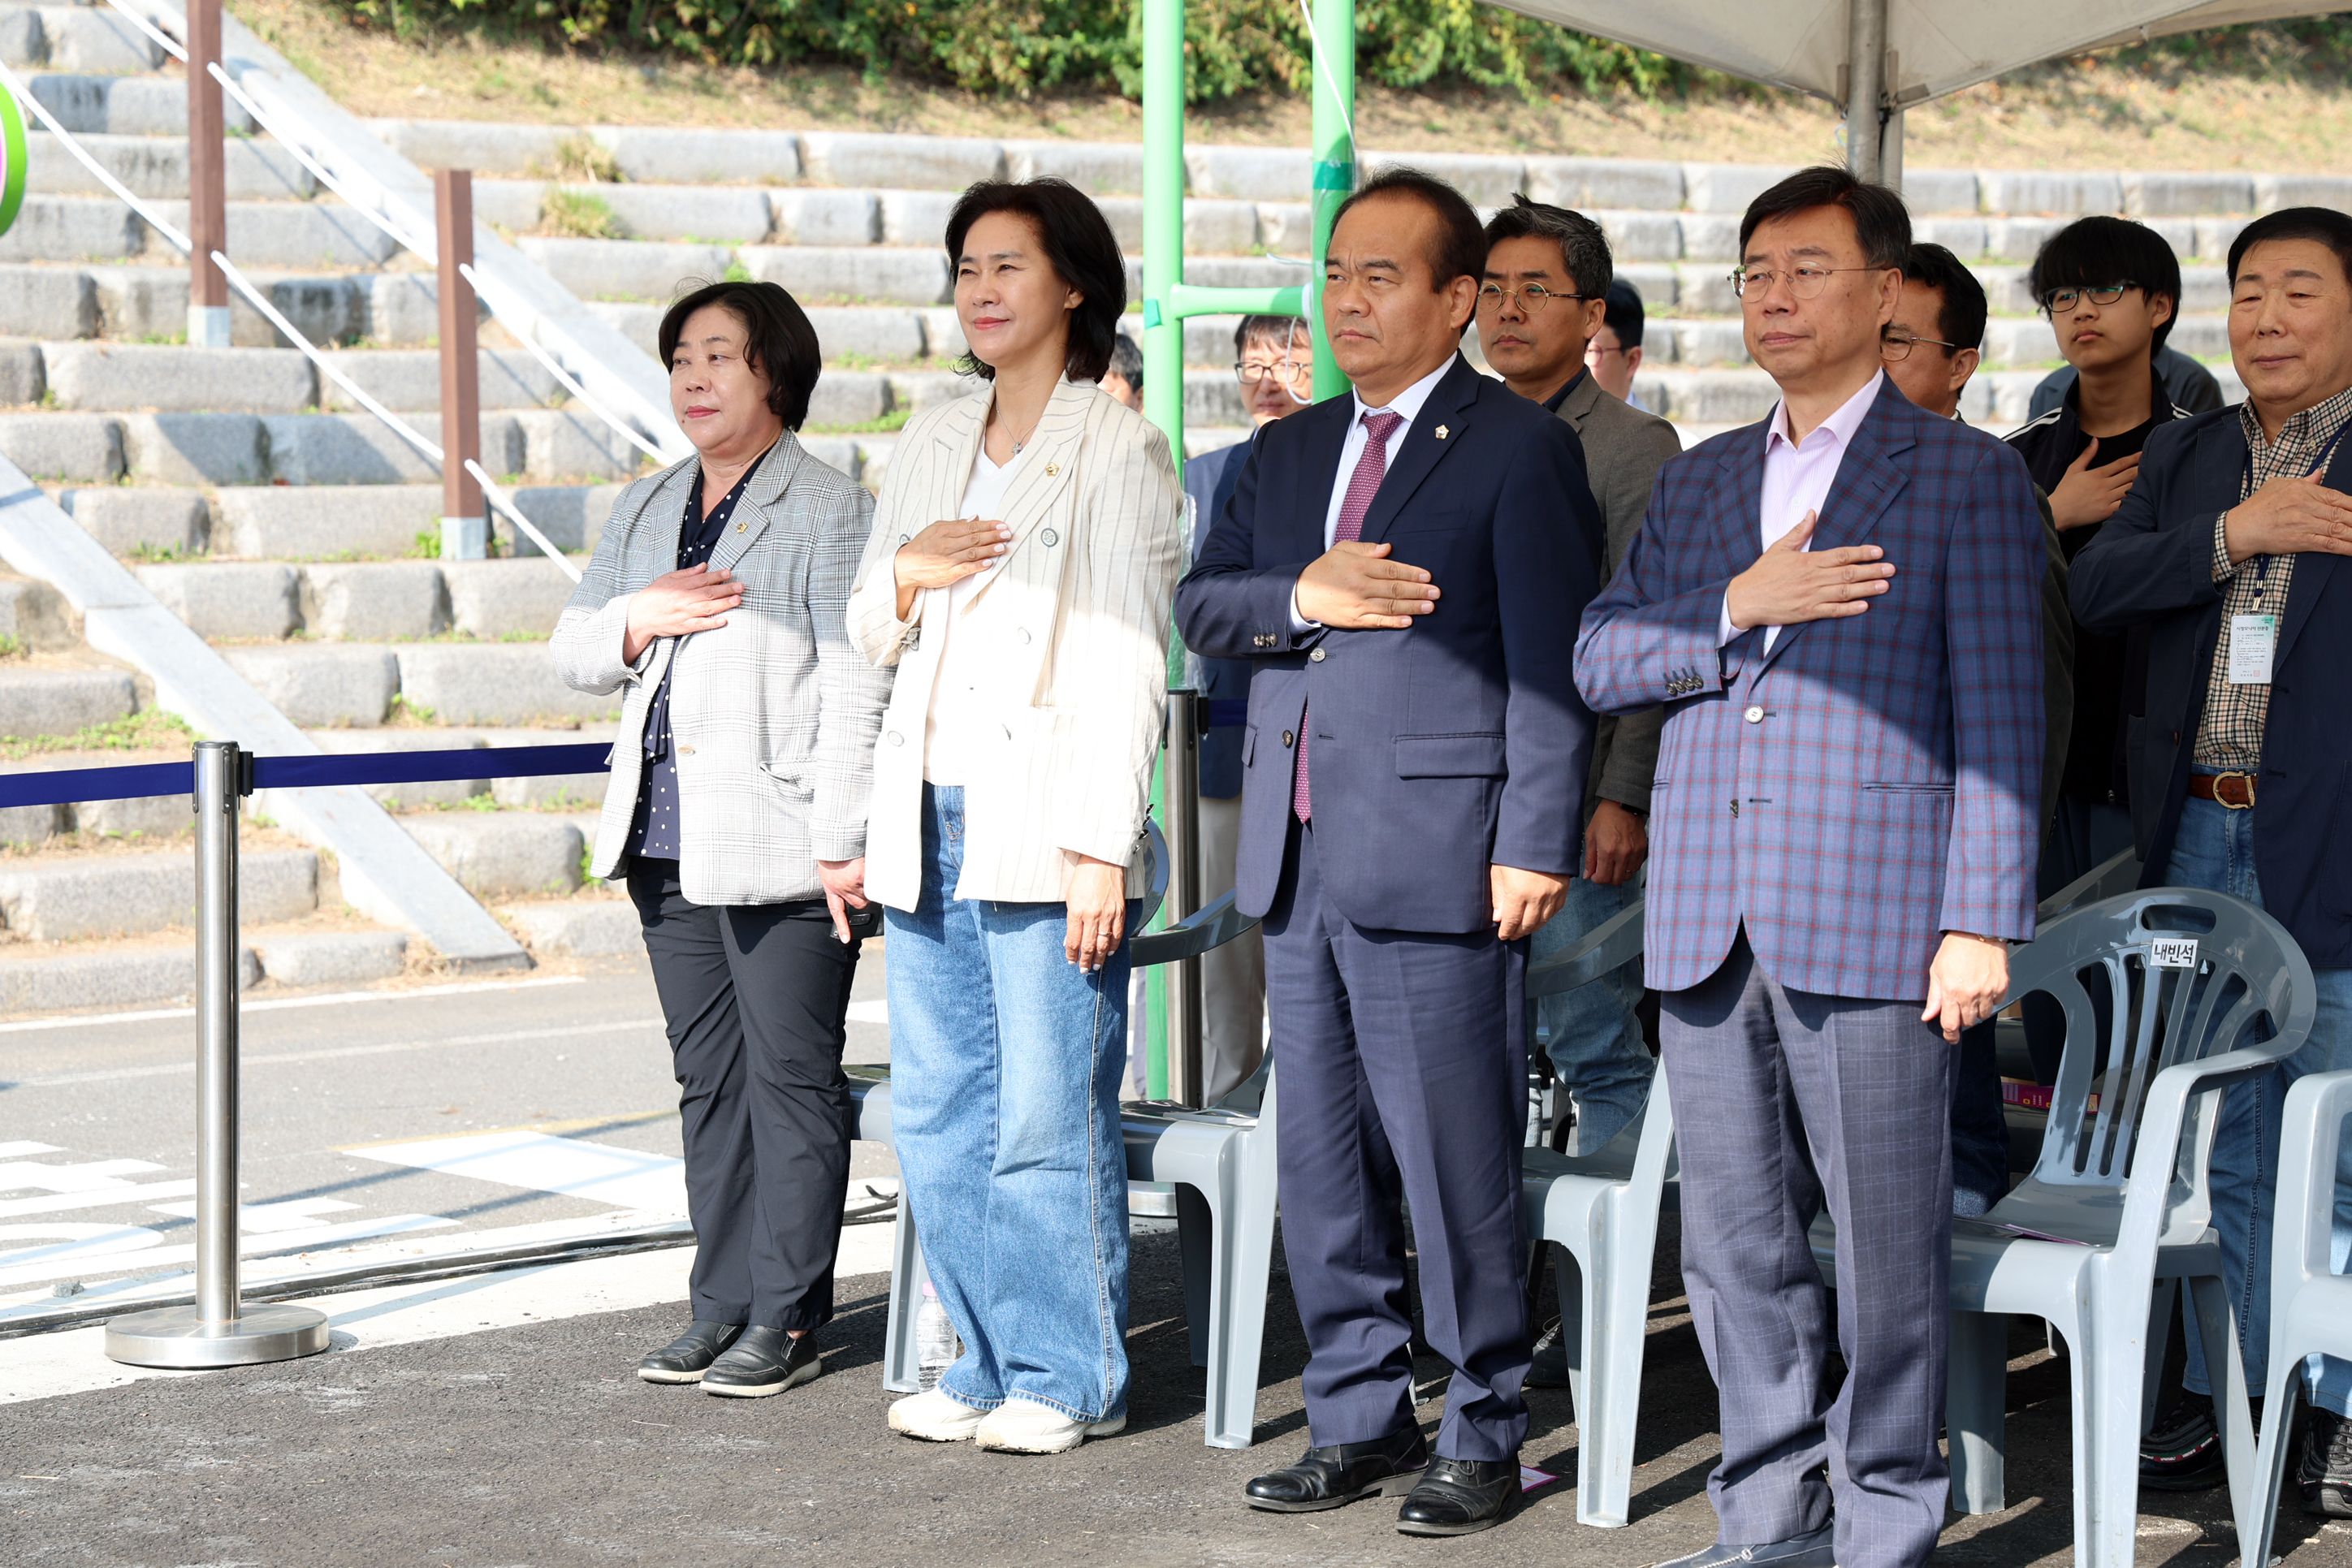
[1262,820,1532,1461]
[1662,930,1956,1568]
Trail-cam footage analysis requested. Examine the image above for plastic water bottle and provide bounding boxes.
[915,1281,957,1389]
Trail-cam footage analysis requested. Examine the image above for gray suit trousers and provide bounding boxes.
[1662,929,1956,1568]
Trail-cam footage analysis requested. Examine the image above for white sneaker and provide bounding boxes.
[972,1397,1127,1454]
[888,1388,988,1442]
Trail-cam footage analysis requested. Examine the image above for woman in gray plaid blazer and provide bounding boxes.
[849,181,1183,1454]
[552,281,893,1401]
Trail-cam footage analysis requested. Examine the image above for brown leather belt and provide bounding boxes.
[2189,771,2257,809]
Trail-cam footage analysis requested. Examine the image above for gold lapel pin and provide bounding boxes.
[735,521,746,532]
[1046,462,1060,477]
[1434,424,1451,440]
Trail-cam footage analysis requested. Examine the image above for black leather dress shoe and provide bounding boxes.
[637,1320,745,1384]
[1395,1456,1517,1536]
[703,1327,824,1398]
[1245,1425,1429,1513]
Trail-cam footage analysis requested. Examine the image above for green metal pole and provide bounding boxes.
[1140,0,1184,1099]
[1308,0,1355,399]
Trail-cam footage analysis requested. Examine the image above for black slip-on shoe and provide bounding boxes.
[637,1320,746,1384]
[1395,1456,1518,1536]
[703,1327,823,1398]
[2302,1404,2352,1518]
[1245,1424,1429,1513]
[2141,1393,2228,1492]
[1641,1523,1838,1568]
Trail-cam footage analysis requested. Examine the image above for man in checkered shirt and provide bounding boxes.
[2074,205,2352,1518]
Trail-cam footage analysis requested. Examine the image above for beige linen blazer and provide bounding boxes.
[552,434,893,905]
[848,376,1183,912]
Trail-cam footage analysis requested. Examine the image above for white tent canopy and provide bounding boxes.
[1487,0,2341,110]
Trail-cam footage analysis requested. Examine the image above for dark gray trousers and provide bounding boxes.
[1662,929,1955,1568]
[627,858,863,1333]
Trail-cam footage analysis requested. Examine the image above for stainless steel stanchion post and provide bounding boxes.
[106,741,330,1368]
[1162,690,1205,1108]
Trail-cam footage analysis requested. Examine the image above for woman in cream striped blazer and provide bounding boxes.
[847,179,1182,1455]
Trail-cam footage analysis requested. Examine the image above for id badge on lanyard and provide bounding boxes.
[2229,423,2348,684]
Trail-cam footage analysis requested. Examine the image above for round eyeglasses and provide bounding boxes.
[1880,328,1963,362]
[1727,266,1886,300]
[1476,282,1586,313]
[2038,283,2137,314]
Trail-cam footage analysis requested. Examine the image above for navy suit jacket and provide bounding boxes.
[2070,405,2352,970]
[1174,355,1603,935]
[1184,437,1256,799]
[1576,382,2046,1000]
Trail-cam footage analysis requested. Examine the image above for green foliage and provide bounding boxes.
[543,186,619,237]
[532,132,626,183]
[0,633,22,659]
[723,258,753,283]
[0,707,197,760]
[324,0,1712,102]
[2108,17,2352,78]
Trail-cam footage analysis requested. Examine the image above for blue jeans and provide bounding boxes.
[885,784,1135,1423]
[1530,870,1653,1155]
[2167,783,2352,1417]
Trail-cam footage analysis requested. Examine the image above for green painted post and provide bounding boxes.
[1308,0,1355,397]
[1140,0,1184,1099]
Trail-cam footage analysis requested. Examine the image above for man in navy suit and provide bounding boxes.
[1175,166,1602,1536]
[1576,168,2045,1568]
[2073,205,2352,1514]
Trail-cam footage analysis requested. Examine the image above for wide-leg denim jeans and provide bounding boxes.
[2168,777,2352,1418]
[887,784,1135,1423]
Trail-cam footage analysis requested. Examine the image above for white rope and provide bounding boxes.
[102,0,187,62]
[462,262,666,464]
[0,58,191,250]
[1291,0,1358,152]
[465,460,583,583]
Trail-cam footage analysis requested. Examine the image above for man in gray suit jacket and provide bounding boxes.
[1480,197,1682,1186]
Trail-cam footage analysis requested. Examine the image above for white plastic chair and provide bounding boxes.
[1518,894,1671,1527]
[1810,888,2314,1568]
[2237,1069,2352,1568]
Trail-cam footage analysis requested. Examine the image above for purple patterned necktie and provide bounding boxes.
[1294,408,1405,823]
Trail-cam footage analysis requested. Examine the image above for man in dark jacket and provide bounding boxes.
[1180,313,1316,1102]
[2072,205,2352,1516]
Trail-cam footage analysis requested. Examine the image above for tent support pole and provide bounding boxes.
[1845,0,1886,184]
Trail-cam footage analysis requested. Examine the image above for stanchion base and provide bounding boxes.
[103,1303,331,1368]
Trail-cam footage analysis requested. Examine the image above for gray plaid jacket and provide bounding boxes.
[552,433,893,905]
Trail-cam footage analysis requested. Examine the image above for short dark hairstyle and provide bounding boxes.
[1737,165,1911,271]
[944,178,1127,384]
[1234,313,1310,355]
[2030,215,2183,353]
[1333,166,1487,291]
[1106,330,1143,392]
[1901,242,1988,355]
[1602,279,1646,348]
[659,279,823,431]
[2227,205,2352,292]
[1482,195,1613,303]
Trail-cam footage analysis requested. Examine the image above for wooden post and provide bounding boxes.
[435,168,485,559]
[184,0,230,348]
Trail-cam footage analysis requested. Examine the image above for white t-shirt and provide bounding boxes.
[922,443,1027,786]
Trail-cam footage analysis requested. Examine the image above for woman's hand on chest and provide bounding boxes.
[622,565,742,665]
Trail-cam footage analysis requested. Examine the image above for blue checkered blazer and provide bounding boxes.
[1575,384,2045,1001]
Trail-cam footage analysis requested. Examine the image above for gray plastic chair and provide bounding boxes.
[2237,1069,2352,1568]
[1517,893,1670,1527]
[1862,888,2315,1568]
[850,826,1282,1448]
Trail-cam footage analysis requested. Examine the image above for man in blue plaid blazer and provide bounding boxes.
[1576,170,2046,1568]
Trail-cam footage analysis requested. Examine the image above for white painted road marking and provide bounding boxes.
[0,974,591,1035]
[12,1017,665,1089]
[351,1130,687,1215]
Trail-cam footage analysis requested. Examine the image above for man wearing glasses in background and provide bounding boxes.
[1477,197,1679,1212]
[1577,167,2044,1568]
[1881,242,2077,1225]
[1585,279,1654,411]
[1174,315,1317,1102]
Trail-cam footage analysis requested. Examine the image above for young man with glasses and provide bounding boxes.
[1578,168,2045,1568]
[2073,206,2352,1514]
[1172,314,1317,1104]
[1478,192,1679,1227]
[1585,279,1651,409]
[1883,243,2078,1222]
[2007,219,2193,1070]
